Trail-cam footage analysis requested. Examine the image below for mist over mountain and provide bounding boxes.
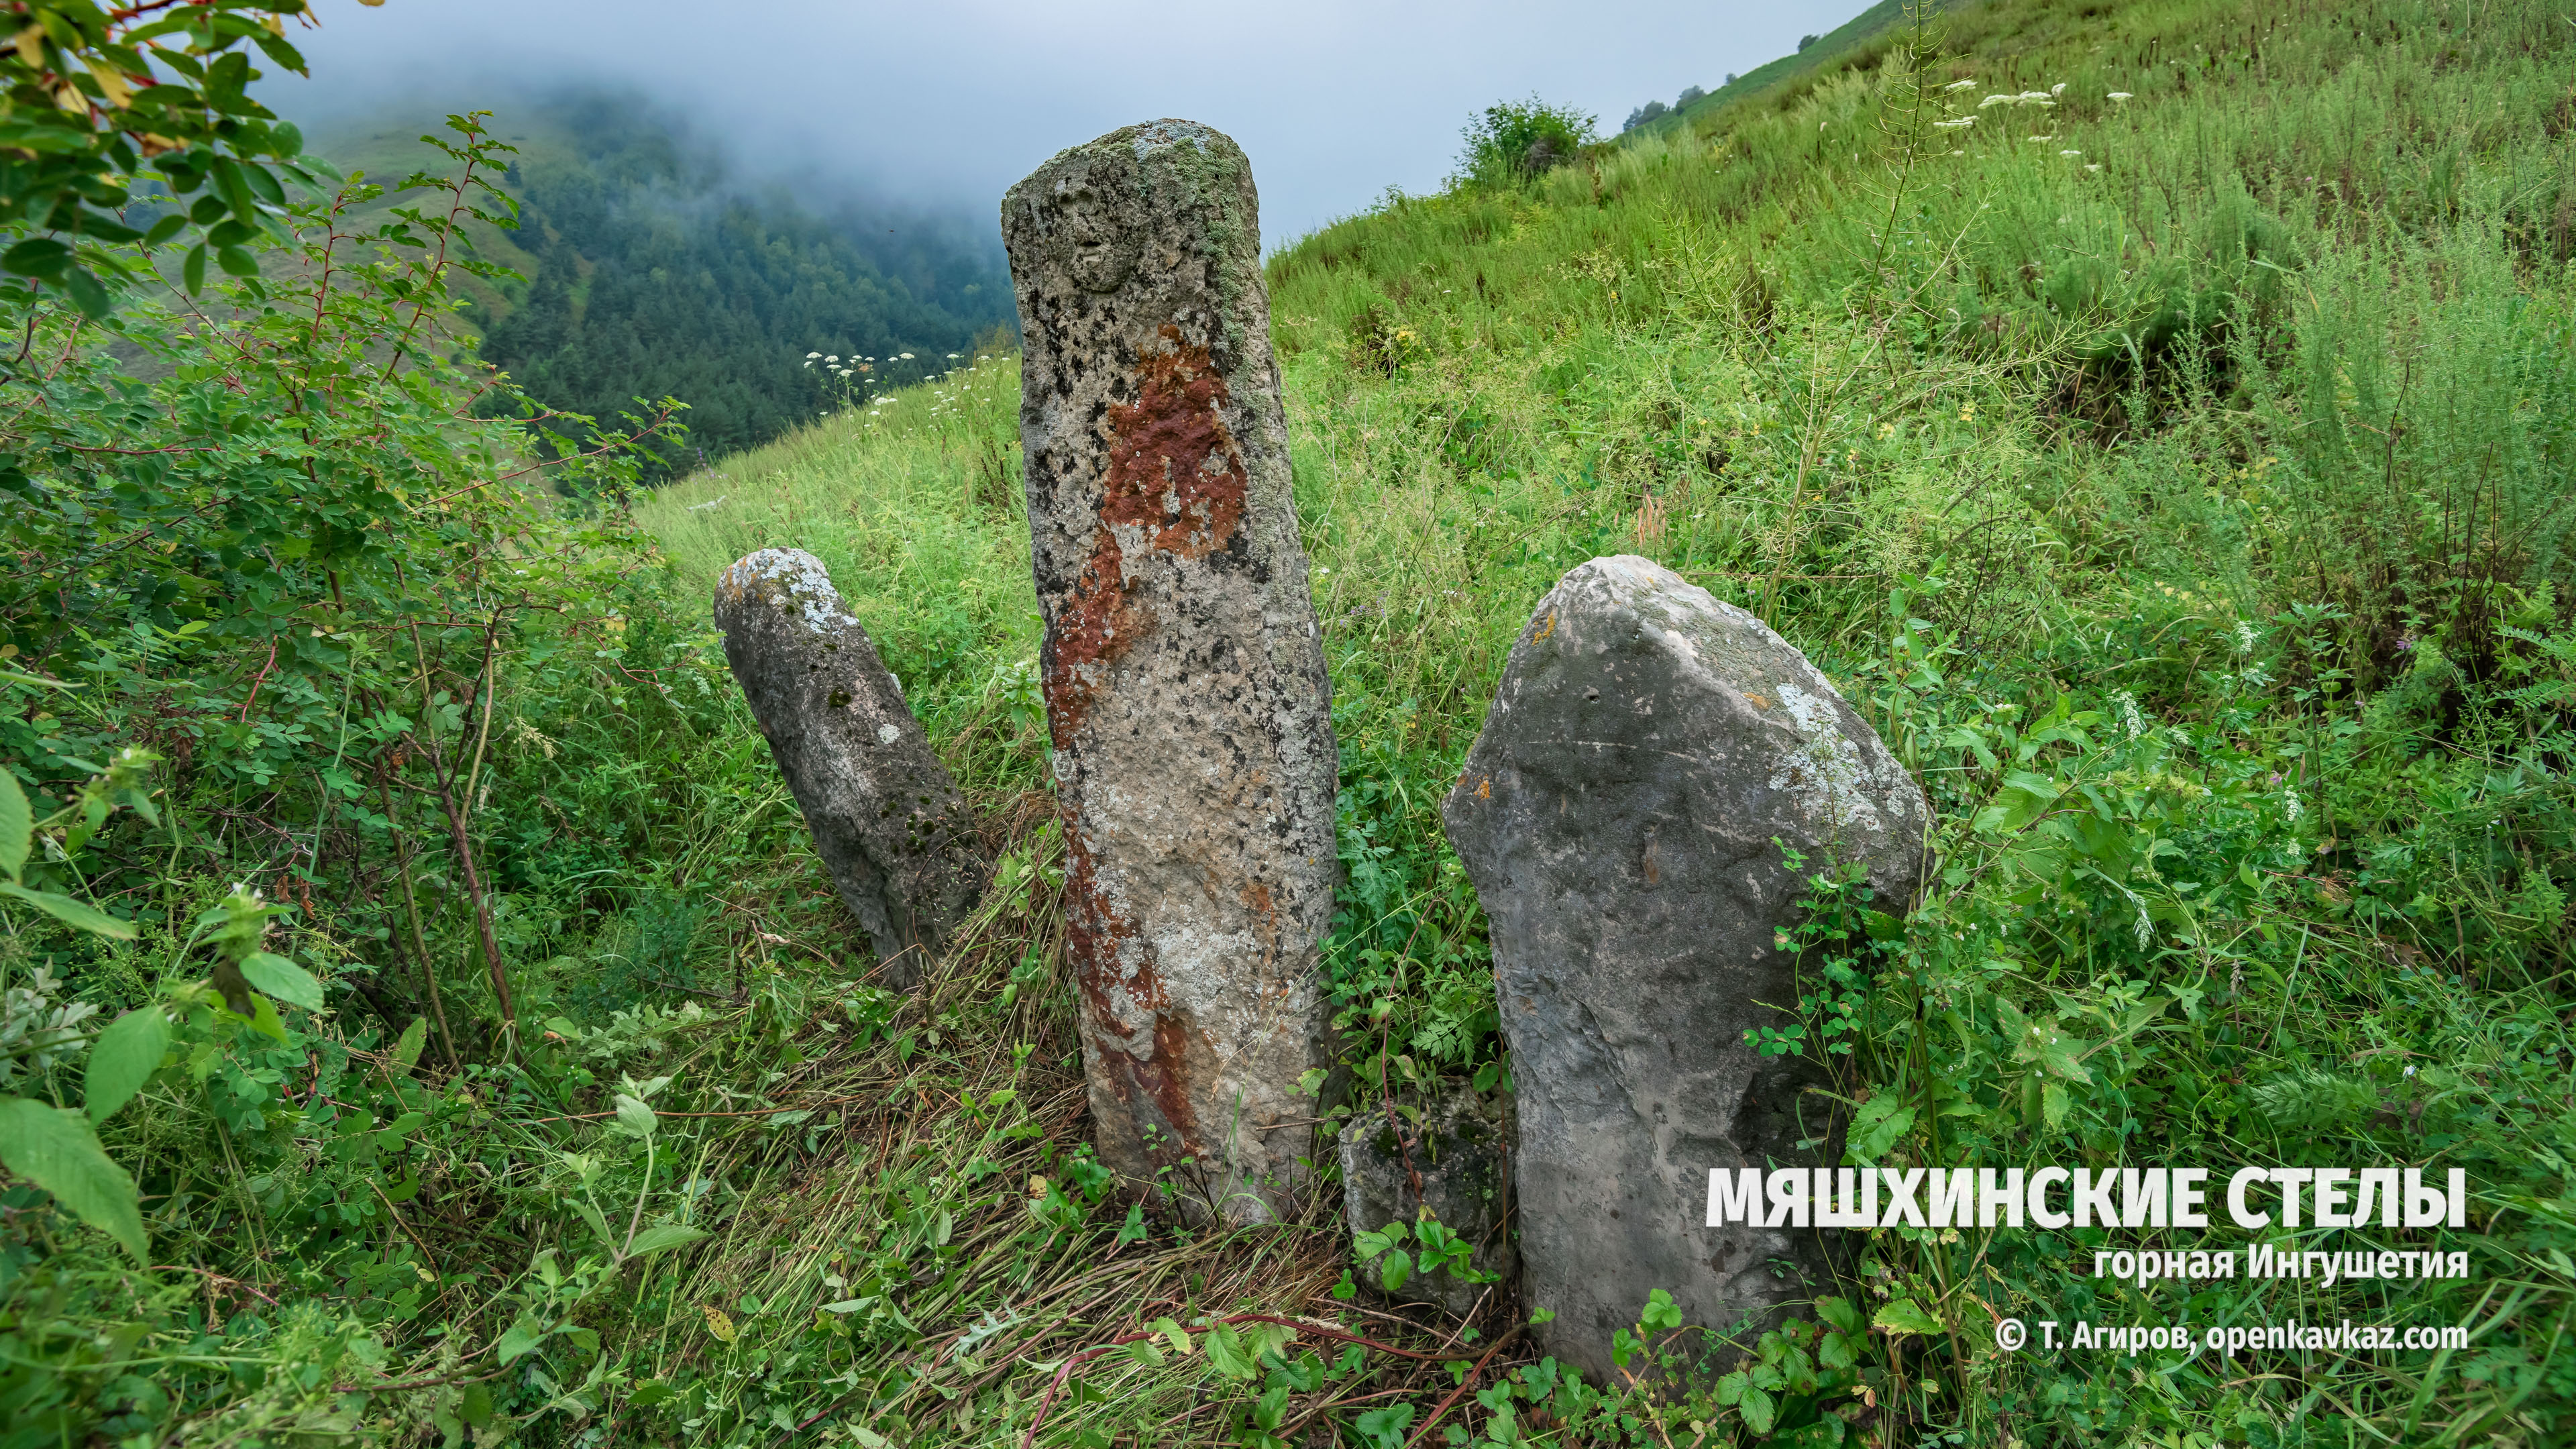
[268,0,1869,252]
[314,89,1015,473]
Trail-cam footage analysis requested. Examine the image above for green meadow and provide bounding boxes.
[3,0,2571,1444]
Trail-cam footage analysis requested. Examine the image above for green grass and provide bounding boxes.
[6,0,2573,1444]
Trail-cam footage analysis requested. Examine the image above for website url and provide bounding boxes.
[1994,1317,2471,1358]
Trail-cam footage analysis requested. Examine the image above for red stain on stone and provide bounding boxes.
[1063,828,1205,1163]
[1044,523,1153,749]
[1102,326,1248,560]
[1040,327,1246,747]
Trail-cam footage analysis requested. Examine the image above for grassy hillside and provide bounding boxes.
[628,0,2576,1442]
[5,0,2571,1446]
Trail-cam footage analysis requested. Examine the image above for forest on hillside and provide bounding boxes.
[330,90,1017,476]
[3,0,2573,1446]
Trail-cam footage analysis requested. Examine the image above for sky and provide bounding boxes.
[267,0,1872,253]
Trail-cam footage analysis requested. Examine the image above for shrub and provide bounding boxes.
[1457,96,1597,186]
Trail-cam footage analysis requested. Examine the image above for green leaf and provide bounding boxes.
[247,992,289,1042]
[1815,1295,1865,1336]
[624,1224,708,1260]
[239,952,323,1010]
[85,1007,169,1124]
[2041,1080,2071,1128]
[612,1094,656,1138]
[391,1016,428,1070]
[1845,1095,1917,1164]
[570,1197,612,1246]
[1972,770,2061,835]
[0,1098,146,1260]
[0,770,28,881]
[1738,1385,1776,1435]
[0,237,70,276]
[496,1315,545,1365]
[1378,1247,1413,1292]
[1203,1322,1258,1380]
[1714,1370,1748,1406]
[0,881,136,938]
[1638,1287,1682,1333]
[61,268,108,319]
[1872,1298,1945,1336]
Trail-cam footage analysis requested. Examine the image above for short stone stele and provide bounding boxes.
[1001,121,1338,1224]
[714,549,987,989]
[1339,1085,1517,1318]
[1441,555,1929,1379]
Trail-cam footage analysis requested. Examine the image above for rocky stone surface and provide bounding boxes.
[1000,121,1337,1225]
[1440,555,1929,1379]
[714,549,986,989]
[1339,1087,1517,1318]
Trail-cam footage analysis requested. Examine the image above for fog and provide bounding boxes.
[268,0,1870,253]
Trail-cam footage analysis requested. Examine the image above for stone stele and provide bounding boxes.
[1339,1085,1517,1318]
[1001,120,1337,1224]
[714,548,986,989]
[1441,555,1929,1379]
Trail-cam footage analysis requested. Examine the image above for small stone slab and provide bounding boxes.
[1340,1086,1517,1318]
[1002,121,1338,1224]
[1440,555,1929,1379]
[714,548,986,988]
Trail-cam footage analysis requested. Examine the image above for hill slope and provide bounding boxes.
[314,91,1016,472]
[5,0,2569,1446]
[634,0,2576,1440]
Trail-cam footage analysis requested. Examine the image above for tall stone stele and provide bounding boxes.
[1002,121,1338,1225]
[1442,556,1930,1380]
[714,549,987,989]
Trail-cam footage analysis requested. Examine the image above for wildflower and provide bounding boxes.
[2116,690,2146,740]
[2085,164,2102,172]
[2108,91,2133,102]
[2284,790,2303,824]
[900,352,915,360]
[2404,1064,2417,1077]
[1959,402,1976,421]
[2060,149,2082,157]
[2029,135,2056,142]
[1980,94,2013,108]
[2050,83,2067,97]
[1944,78,1978,91]
[1933,116,1975,129]
[805,351,821,360]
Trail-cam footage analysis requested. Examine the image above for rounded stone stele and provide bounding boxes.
[1002,121,1337,1225]
[713,548,986,989]
[1442,555,1930,1379]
